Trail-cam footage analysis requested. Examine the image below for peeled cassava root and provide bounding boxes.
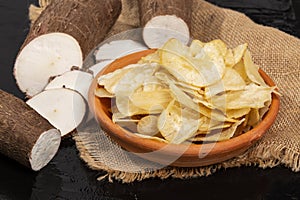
[0,89,61,171]
[138,0,192,48]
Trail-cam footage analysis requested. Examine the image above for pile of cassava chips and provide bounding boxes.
[95,38,278,144]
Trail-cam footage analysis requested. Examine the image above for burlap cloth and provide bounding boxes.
[30,0,300,183]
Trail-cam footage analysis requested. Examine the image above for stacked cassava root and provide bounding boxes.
[1,0,193,170]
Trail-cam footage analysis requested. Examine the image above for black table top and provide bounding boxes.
[0,0,300,199]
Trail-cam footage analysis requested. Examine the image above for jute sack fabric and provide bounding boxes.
[30,0,300,183]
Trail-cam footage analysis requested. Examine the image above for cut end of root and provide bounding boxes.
[26,88,87,137]
[143,15,190,49]
[30,129,61,171]
[14,32,83,97]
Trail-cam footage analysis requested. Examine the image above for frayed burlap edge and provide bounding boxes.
[73,132,299,183]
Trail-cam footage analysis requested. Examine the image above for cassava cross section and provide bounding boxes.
[22,0,122,58]
[14,33,83,97]
[138,0,192,48]
[0,90,61,171]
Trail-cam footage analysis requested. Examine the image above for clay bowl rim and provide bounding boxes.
[88,49,280,165]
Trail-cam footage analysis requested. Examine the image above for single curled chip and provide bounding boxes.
[137,115,159,136]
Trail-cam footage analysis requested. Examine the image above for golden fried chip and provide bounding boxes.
[224,49,235,67]
[247,108,260,127]
[189,39,204,57]
[233,60,250,83]
[130,89,172,112]
[158,100,200,144]
[112,111,128,123]
[168,79,239,122]
[210,83,274,110]
[222,68,246,90]
[243,50,267,86]
[155,71,202,92]
[204,39,228,57]
[114,118,140,123]
[192,118,245,142]
[114,63,159,95]
[204,68,246,98]
[226,108,251,119]
[233,43,247,64]
[137,115,159,136]
[94,87,114,98]
[175,80,203,92]
[190,56,224,86]
[197,116,233,133]
[116,95,148,116]
[97,64,135,94]
[160,38,223,87]
[168,80,200,112]
[259,100,271,119]
[141,76,165,92]
[138,51,160,64]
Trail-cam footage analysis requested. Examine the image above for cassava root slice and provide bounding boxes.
[0,89,61,171]
[22,0,122,58]
[27,88,86,137]
[90,60,114,76]
[138,0,192,48]
[45,70,93,103]
[14,32,83,97]
[90,39,148,76]
[44,70,94,121]
[95,40,148,61]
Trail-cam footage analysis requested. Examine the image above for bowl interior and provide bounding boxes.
[88,49,280,167]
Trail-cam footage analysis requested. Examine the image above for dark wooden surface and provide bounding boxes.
[0,0,300,199]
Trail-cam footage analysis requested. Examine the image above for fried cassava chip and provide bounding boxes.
[96,38,277,144]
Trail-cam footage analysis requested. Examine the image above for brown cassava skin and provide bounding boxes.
[22,0,122,58]
[138,0,192,27]
[0,89,56,169]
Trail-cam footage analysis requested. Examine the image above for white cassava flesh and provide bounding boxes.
[89,60,114,76]
[45,70,93,103]
[143,15,190,49]
[14,32,83,97]
[94,40,148,61]
[26,88,86,137]
[44,70,93,121]
[30,129,61,171]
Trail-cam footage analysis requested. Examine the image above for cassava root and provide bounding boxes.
[22,0,122,58]
[0,89,61,171]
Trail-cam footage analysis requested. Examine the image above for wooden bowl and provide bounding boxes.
[88,49,280,167]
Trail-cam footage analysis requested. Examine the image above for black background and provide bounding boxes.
[0,0,300,199]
